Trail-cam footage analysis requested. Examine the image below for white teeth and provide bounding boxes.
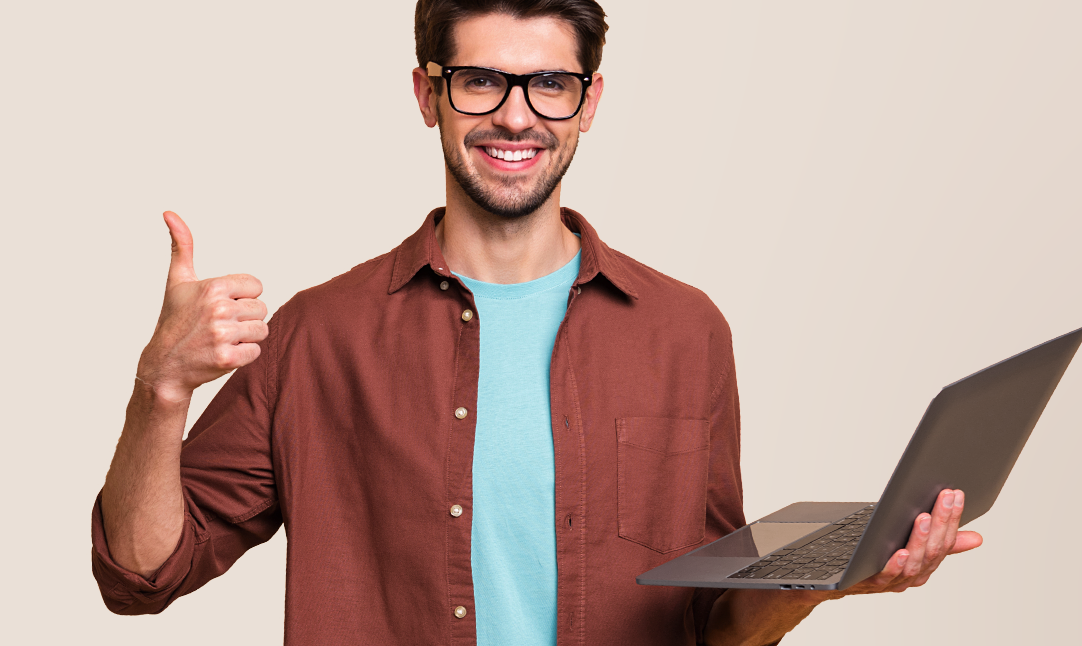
[484,147,539,161]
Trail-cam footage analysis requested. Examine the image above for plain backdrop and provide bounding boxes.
[2,1,1080,644]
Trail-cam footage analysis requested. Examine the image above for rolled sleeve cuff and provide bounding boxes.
[90,491,197,614]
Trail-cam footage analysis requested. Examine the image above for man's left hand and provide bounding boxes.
[704,489,984,645]
[832,488,983,598]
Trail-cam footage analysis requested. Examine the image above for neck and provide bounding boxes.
[437,170,581,284]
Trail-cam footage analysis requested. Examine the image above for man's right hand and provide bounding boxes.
[136,211,269,403]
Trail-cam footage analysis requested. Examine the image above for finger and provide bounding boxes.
[214,341,262,371]
[923,489,957,564]
[235,319,269,344]
[233,298,268,322]
[163,211,198,288]
[220,273,264,300]
[950,530,983,554]
[850,549,910,595]
[941,489,965,552]
[233,341,262,367]
[902,512,932,577]
[209,319,268,347]
[879,549,910,588]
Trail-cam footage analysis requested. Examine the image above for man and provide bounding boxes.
[92,1,981,644]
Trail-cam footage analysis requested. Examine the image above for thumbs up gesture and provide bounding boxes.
[136,211,269,402]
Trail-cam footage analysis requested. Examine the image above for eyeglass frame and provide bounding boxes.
[426,61,593,121]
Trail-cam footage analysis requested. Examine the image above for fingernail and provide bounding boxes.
[943,492,955,509]
[954,490,964,506]
[920,517,930,533]
[898,551,909,565]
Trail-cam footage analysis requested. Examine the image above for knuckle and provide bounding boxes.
[212,346,234,369]
[201,278,226,301]
[210,323,231,345]
[210,301,232,320]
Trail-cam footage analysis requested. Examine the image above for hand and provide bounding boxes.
[136,211,269,402]
[836,488,983,597]
[703,490,983,645]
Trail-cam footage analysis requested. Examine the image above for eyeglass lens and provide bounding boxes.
[450,70,583,119]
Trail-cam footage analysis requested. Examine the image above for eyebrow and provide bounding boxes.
[458,64,578,75]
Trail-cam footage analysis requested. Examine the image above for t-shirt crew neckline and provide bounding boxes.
[454,249,582,300]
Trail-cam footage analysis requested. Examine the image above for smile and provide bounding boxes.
[483,147,539,162]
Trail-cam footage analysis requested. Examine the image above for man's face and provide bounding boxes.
[414,14,603,218]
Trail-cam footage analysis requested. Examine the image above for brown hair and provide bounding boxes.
[415,0,608,91]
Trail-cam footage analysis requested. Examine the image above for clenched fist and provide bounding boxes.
[136,211,269,402]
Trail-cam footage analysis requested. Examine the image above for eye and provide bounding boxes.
[456,71,504,91]
[530,74,576,95]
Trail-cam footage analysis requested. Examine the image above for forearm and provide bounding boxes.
[704,588,832,646]
[100,377,190,578]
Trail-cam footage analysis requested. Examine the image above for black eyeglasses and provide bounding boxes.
[427,62,593,121]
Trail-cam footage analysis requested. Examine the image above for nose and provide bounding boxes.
[490,86,538,133]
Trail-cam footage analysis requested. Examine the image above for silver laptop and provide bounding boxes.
[637,327,1082,591]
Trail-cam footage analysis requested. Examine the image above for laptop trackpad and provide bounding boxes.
[693,522,829,558]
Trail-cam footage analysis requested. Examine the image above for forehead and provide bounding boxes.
[450,13,580,73]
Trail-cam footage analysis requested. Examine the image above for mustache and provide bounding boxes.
[463,128,558,149]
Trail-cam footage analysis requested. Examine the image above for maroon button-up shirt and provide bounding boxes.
[92,208,746,645]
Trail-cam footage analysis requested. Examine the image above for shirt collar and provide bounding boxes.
[388,207,639,300]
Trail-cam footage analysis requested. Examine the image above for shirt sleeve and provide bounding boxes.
[692,315,747,643]
[90,315,283,615]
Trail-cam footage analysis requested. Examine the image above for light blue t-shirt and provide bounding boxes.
[455,249,581,646]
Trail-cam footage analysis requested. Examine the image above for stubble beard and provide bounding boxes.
[438,111,578,219]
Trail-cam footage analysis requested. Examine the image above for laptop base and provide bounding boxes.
[637,502,873,590]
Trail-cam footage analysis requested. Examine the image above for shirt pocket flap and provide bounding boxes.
[617,417,709,455]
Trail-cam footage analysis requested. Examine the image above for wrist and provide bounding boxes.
[132,373,194,407]
[135,351,194,404]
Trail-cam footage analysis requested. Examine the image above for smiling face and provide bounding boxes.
[414,13,603,219]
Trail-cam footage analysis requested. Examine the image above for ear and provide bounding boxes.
[413,67,440,128]
[578,73,604,133]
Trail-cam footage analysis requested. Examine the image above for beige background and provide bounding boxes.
[2,1,1080,643]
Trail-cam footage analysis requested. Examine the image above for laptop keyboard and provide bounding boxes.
[727,505,875,581]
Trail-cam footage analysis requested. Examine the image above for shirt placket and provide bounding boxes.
[440,268,482,645]
[552,284,587,646]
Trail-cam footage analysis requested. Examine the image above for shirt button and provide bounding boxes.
[450,504,463,517]
[440,280,449,291]
[461,309,474,322]
[455,407,468,419]
[454,606,468,619]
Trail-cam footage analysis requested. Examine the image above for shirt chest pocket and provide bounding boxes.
[616,417,710,553]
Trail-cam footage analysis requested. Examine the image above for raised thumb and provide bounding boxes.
[163,211,198,289]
